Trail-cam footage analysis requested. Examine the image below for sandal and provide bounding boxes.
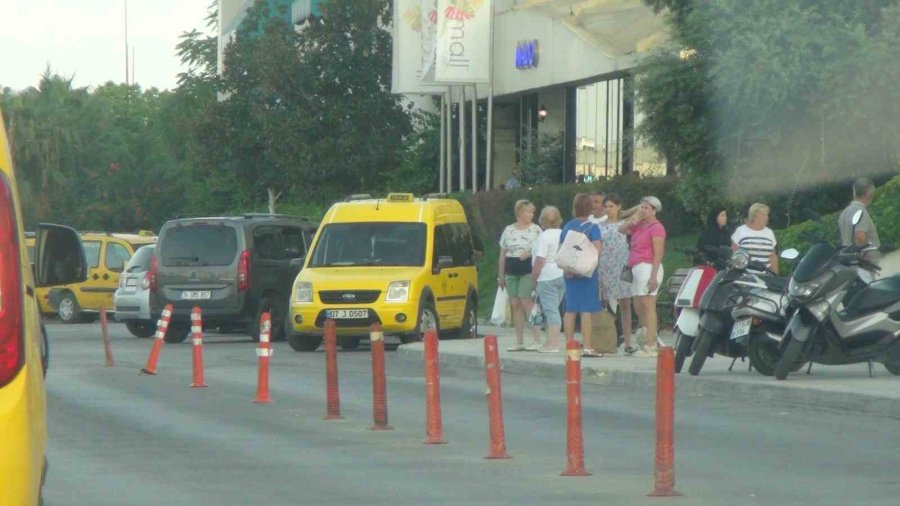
[581,348,603,357]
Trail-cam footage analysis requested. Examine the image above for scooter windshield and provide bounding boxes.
[793,243,837,283]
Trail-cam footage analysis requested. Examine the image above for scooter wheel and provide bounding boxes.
[774,338,804,380]
[688,331,714,376]
[674,331,693,374]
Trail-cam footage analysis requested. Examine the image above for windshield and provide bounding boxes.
[161,225,238,267]
[310,222,426,267]
[793,242,837,283]
[125,245,154,272]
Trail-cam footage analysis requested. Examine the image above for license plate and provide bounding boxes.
[326,309,369,319]
[731,318,752,340]
[125,278,137,287]
[181,290,211,300]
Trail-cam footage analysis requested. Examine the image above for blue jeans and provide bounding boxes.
[536,277,566,326]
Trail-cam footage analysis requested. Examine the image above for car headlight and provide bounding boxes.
[731,250,750,270]
[386,281,410,302]
[295,282,313,303]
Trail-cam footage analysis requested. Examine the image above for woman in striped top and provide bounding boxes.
[730,203,779,274]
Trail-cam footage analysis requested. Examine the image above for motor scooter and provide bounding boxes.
[673,246,727,372]
[774,209,900,379]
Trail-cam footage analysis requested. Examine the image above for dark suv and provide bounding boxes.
[149,214,317,342]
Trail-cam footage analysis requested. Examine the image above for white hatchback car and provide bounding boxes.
[114,245,157,337]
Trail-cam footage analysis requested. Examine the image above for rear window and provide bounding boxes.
[161,225,238,267]
[310,222,426,267]
[125,245,154,272]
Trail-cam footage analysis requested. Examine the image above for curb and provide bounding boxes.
[396,346,900,419]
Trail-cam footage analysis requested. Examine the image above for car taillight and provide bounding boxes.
[238,250,250,292]
[0,176,24,388]
[148,254,158,292]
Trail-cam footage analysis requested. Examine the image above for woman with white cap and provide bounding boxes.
[618,196,666,357]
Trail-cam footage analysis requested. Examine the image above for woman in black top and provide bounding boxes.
[695,208,730,268]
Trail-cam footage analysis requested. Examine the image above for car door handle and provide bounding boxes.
[92,273,100,280]
[102,273,110,280]
[448,273,458,278]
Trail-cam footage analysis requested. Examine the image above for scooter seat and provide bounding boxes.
[762,276,789,293]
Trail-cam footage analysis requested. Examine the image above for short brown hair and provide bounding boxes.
[572,193,592,218]
[538,206,562,229]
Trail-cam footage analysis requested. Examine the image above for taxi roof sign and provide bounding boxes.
[386,193,415,202]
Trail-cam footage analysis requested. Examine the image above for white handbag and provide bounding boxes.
[556,222,599,278]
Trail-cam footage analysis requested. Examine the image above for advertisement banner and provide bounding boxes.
[435,0,492,83]
[419,0,438,81]
[392,0,447,94]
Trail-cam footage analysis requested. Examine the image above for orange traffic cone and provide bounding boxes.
[254,312,272,404]
[190,307,207,388]
[141,304,173,375]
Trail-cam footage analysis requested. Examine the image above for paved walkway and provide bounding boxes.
[398,324,900,418]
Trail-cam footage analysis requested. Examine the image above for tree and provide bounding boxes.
[637,0,900,223]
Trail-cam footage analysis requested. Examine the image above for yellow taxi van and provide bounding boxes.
[288,193,478,351]
[28,231,156,323]
[1,107,87,504]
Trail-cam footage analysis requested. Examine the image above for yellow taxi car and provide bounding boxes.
[288,193,478,351]
[29,232,156,323]
[1,107,86,505]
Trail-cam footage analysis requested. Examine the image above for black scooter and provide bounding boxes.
[774,209,900,379]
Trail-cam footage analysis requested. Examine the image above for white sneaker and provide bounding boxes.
[524,341,542,351]
[634,345,658,358]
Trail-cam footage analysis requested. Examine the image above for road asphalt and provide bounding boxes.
[41,322,899,505]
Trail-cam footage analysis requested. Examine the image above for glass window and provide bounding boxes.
[83,241,101,268]
[450,223,475,266]
[310,223,426,267]
[125,245,154,272]
[105,242,131,272]
[282,227,307,260]
[253,227,285,260]
[432,225,452,268]
[160,225,238,267]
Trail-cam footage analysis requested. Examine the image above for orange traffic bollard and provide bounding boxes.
[423,329,445,444]
[483,335,510,459]
[190,307,207,388]
[368,324,392,430]
[560,339,590,476]
[648,346,682,497]
[100,307,114,367]
[141,304,173,375]
[323,319,343,420]
[254,312,272,404]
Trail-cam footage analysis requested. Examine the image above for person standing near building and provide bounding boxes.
[561,193,604,357]
[505,167,521,190]
[839,178,881,263]
[498,200,542,352]
[597,194,633,354]
[531,206,566,352]
[588,192,607,224]
[731,203,779,274]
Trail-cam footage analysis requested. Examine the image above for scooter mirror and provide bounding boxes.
[851,208,864,226]
[780,248,800,260]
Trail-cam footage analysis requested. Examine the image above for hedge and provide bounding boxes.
[776,174,899,252]
[453,175,697,244]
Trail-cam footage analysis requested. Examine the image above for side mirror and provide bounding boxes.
[433,255,454,273]
[34,224,87,287]
[851,208,864,226]
[780,248,800,260]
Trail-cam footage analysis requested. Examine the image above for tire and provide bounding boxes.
[402,300,439,343]
[339,337,360,350]
[747,331,779,377]
[674,331,693,374]
[774,337,805,380]
[454,297,478,340]
[126,321,157,338]
[883,361,900,375]
[288,333,322,352]
[56,292,82,324]
[163,325,190,344]
[688,330,715,376]
[252,295,287,342]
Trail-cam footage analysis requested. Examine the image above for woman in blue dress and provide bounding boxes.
[560,193,603,357]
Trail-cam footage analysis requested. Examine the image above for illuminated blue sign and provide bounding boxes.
[515,40,538,69]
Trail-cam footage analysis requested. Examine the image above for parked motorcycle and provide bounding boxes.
[673,246,728,372]
[773,210,900,380]
[686,248,794,376]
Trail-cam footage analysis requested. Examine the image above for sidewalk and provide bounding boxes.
[397,324,900,418]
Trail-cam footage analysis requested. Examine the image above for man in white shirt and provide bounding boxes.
[732,203,779,273]
[588,192,607,223]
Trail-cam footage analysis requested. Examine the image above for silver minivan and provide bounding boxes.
[114,245,157,337]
